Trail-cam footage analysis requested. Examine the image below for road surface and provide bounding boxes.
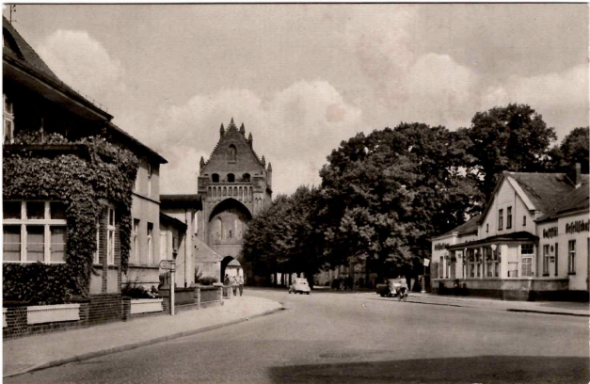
[6,289,588,384]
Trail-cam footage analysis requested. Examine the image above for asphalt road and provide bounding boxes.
[7,289,589,384]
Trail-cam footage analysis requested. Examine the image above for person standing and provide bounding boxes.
[232,275,238,296]
[238,275,244,296]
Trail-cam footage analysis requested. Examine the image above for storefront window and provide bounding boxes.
[568,240,576,274]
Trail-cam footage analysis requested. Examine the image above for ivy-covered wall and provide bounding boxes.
[3,132,138,305]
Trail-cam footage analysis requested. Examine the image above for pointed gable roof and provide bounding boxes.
[201,119,266,174]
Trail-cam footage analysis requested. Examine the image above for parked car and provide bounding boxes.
[289,278,311,295]
[376,278,407,297]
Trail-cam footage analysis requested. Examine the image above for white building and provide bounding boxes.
[431,166,588,301]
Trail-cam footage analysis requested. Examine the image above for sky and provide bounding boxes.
[5,4,588,197]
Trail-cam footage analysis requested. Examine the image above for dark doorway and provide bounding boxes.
[221,256,234,283]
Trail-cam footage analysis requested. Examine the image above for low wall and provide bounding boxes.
[3,300,90,339]
[431,278,584,301]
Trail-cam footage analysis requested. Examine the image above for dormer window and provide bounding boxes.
[228,145,237,163]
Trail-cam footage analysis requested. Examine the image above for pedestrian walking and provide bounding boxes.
[238,275,244,296]
[232,276,238,296]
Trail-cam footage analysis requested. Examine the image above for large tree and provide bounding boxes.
[466,104,557,200]
[319,123,481,283]
[545,127,589,174]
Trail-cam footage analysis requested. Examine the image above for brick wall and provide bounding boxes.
[88,293,123,325]
[3,302,90,340]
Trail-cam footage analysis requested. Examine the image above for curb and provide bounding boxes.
[369,295,588,317]
[506,308,589,317]
[3,305,286,379]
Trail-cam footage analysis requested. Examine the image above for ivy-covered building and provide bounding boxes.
[2,16,170,328]
[431,166,589,301]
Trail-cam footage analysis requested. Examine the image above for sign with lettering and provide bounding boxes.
[565,220,590,234]
[543,227,558,239]
[434,243,449,250]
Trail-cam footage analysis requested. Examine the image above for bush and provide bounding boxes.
[122,281,157,299]
[3,263,78,305]
[197,277,218,286]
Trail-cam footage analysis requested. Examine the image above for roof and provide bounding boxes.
[160,194,202,210]
[537,177,589,221]
[436,215,481,239]
[479,172,574,225]
[508,172,574,213]
[159,212,187,232]
[108,123,167,164]
[448,231,539,250]
[3,17,111,121]
[194,237,222,262]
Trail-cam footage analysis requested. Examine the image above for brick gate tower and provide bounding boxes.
[197,119,272,283]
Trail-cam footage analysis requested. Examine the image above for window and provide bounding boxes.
[243,173,251,182]
[521,256,533,277]
[3,94,14,144]
[554,242,558,276]
[147,222,153,265]
[94,224,100,265]
[227,173,235,183]
[521,244,534,254]
[568,240,576,274]
[523,216,526,227]
[147,164,152,197]
[212,174,220,183]
[498,209,503,230]
[543,244,550,275]
[107,208,115,266]
[439,256,444,278]
[228,145,237,163]
[486,223,489,233]
[507,207,512,229]
[133,219,140,264]
[3,201,66,263]
[507,263,518,277]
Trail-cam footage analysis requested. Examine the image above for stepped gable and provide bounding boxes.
[201,119,266,173]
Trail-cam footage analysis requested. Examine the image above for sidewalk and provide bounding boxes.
[363,291,589,317]
[3,296,283,378]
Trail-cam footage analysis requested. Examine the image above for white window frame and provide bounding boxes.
[132,219,140,264]
[147,222,153,265]
[94,223,100,265]
[3,201,67,264]
[107,207,116,266]
[568,240,576,274]
[498,209,504,230]
[3,94,14,144]
[147,163,152,197]
[507,206,512,229]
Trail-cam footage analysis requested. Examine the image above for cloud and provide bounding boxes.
[148,80,362,196]
[38,30,125,102]
[481,64,589,138]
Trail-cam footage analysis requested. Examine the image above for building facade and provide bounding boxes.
[197,119,272,282]
[431,168,589,301]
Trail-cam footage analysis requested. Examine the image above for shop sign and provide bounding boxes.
[565,220,590,234]
[434,242,449,250]
[543,227,558,239]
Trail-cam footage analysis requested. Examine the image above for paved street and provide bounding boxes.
[6,289,588,384]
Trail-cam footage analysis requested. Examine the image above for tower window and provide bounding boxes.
[228,145,237,163]
[212,174,220,183]
[243,173,251,182]
[227,173,235,183]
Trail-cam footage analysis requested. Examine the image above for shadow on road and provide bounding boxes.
[268,355,588,383]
